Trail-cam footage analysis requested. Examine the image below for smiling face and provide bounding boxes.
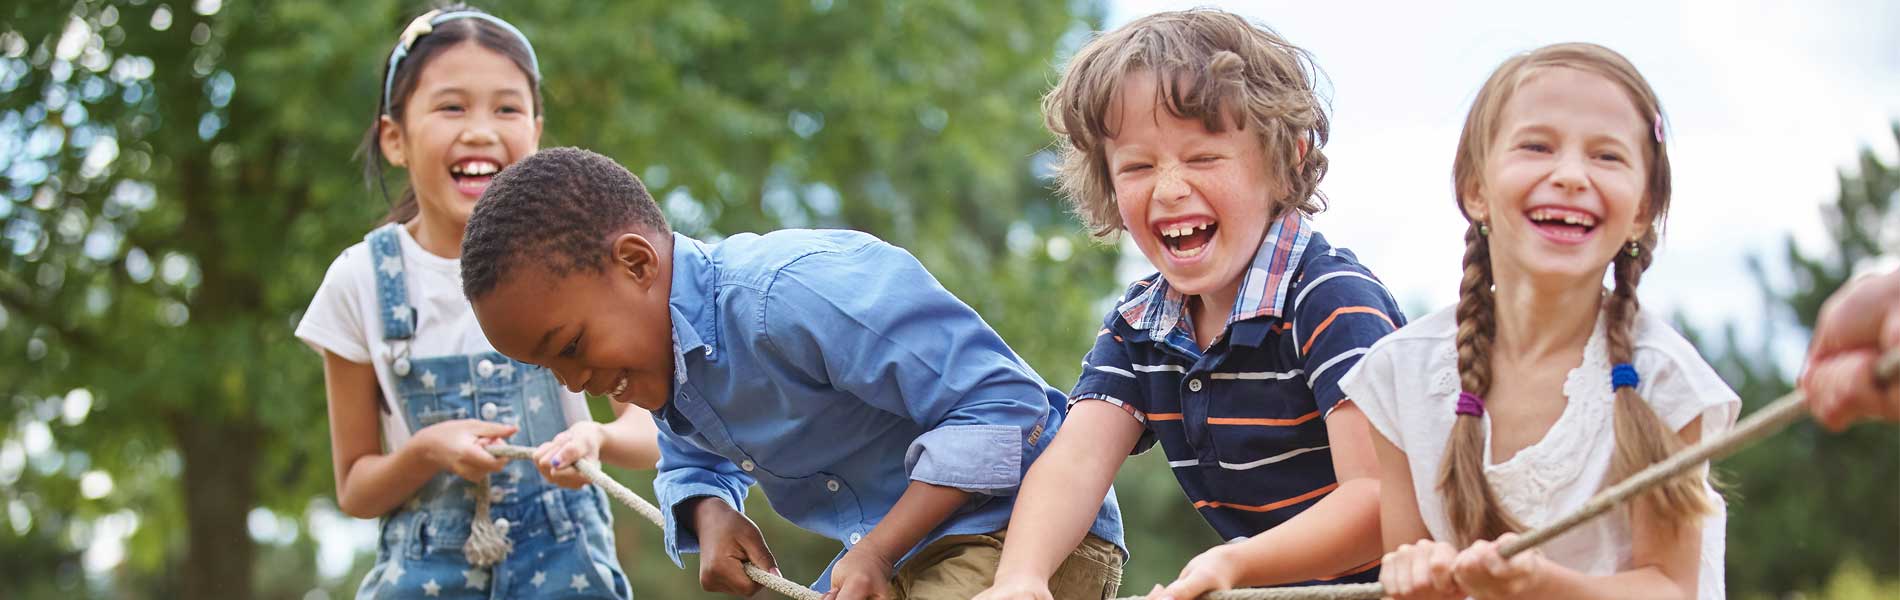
[1468,66,1653,288]
[471,232,676,411]
[380,41,542,232]
[1104,70,1282,310]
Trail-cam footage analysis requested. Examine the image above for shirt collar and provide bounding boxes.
[1117,210,1313,337]
[667,233,718,358]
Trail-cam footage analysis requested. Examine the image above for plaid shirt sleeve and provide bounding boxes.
[1292,265,1405,417]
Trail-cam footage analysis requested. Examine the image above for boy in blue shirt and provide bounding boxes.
[460,147,1125,599]
[978,9,1403,600]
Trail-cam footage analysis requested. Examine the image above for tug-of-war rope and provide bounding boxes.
[468,350,1899,600]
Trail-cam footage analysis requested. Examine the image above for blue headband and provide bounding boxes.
[381,9,541,115]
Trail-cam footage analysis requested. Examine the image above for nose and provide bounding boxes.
[1548,151,1588,194]
[553,366,590,393]
[1152,163,1191,205]
[459,117,500,146]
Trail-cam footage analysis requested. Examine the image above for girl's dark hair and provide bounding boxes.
[358,4,543,224]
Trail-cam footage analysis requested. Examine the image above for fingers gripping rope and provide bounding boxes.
[478,445,823,600]
[473,350,1897,600]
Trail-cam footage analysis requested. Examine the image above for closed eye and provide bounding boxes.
[1595,151,1626,163]
[1517,142,1552,153]
[1189,155,1221,164]
[1117,163,1152,175]
[558,332,582,358]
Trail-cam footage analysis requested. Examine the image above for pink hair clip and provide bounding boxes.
[1653,111,1664,144]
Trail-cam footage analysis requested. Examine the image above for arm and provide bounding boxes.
[830,480,978,599]
[1372,425,1462,600]
[323,351,514,518]
[653,427,768,596]
[1156,402,1384,599]
[1219,402,1384,584]
[982,401,1143,597]
[1455,417,1707,600]
[531,400,663,488]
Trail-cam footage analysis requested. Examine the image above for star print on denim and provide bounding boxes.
[421,579,441,596]
[570,574,590,592]
[463,568,488,590]
[531,571,547,587]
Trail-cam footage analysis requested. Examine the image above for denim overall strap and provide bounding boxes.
[367,224,418,342]
[366,224,418,377]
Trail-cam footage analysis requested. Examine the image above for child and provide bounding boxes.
[1803,269,1900,430]
[458,147,1128,599]
[1343,43,1739,600]
[295,7,657,599]
[978,9,1404,600]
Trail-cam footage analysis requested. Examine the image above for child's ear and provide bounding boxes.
[1459,183,1489,225]
[611,232,662,285]
[378,115,406,167]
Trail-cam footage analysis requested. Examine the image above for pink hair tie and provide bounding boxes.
[1455,391,1486,417]
[1653,111,1664,144]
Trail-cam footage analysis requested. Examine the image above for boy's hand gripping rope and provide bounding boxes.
[468,349,1898,600]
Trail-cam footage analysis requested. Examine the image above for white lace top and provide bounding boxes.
[1341,305,1739,599]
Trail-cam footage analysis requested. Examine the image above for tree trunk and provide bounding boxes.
[170,413,261,600]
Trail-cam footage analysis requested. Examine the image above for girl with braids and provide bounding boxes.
[1339,43,1738,600]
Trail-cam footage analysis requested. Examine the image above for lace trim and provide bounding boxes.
[1430,312,1613,525]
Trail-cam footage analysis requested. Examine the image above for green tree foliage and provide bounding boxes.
[1692,125,1898,597]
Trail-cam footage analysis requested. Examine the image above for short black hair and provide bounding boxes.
[462,147,670,300]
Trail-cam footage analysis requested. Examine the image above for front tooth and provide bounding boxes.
[1196,223,1209,231]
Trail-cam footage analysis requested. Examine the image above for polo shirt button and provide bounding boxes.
[848,532,863,544]
[1188,378,1203,392]
[826,480,840,492]
[477,360,496,378]
[740,460,755,472]
[481,402,499,420]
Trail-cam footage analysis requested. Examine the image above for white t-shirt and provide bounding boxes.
[295,224,591,450]
[1341,305,1739,600]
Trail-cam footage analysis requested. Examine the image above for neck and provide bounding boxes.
[406,211,465,259]
[1187,276,1241,349]
[1491,265,1602,363]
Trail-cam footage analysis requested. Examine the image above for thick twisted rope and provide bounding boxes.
[467,350,1896,600]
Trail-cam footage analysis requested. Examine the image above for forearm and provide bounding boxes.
[336,444,439,518]
[1518,562,1690,600]
[991,448,1121,584]
[597,405,661,470]
[857,480,971,566]
[1227,477,1383,586]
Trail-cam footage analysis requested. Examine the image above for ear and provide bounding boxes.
[1631,197,1654,241]
[611,232,663,286]
[378,114,406,168]
[1460,181,1489,226]
[532,115,545,149]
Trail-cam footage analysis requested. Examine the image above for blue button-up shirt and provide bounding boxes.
[653,229,1125,590]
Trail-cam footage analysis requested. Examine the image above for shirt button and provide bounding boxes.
[477,360,496,378]
[481,402,499,420]
[826,480,840,492]
[1188,378,1203,392]
[740,460,755,472]
[848,532,863,544]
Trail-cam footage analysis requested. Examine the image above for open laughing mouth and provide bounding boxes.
[608,371,629,401]
[449,158,501,198]
[1525,206,1598,243]
[1157,219,1217,260]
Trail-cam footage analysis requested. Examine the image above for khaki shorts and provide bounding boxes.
[891,528,1123,600]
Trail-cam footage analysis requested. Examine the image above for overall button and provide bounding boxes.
[481,402,499,420]
[392,357,411,377]
[1187,378,1203,392]
[494,518,510,532]
[739,460,755,472]
[477,360,496,378]
[826,480,840,492]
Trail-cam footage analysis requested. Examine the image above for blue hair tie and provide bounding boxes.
[1611,363,1640,391]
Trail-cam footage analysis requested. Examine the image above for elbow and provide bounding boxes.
[335,494,383,520]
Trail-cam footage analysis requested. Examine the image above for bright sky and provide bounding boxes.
[1108,0,1900,342]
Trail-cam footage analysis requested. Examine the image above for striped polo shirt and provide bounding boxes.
[1071,210,1402,585]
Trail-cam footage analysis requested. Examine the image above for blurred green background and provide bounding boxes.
[1,1,1893,598]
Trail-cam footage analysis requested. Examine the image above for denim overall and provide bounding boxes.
[355,224,630,599]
